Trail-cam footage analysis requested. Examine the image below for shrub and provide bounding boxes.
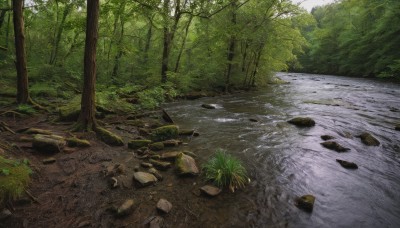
[203,149,249,192]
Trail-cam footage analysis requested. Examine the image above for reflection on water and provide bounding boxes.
[164,73,400,227]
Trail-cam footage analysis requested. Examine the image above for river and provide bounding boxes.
[164,73,400,227]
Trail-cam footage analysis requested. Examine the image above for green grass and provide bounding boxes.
[203,149,248,192]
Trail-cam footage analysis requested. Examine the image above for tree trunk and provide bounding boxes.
[174,15,193,73]
[111,18,125,81]
[49,3,72,65]
[225,1,237,93]
[161,27,170,83]
[13,0,29,104]
[143,17,153,65]
[0,10,6,29]
[76,0,99,130]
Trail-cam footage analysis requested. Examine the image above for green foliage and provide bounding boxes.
[0,156,32,205]
[203,149,248,192]
[137,87,166,110]
[30,83,58,98]
[17,104,36,115]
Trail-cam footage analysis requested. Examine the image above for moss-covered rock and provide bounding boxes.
[128,140,151,150]
[295,195,315,212]
[151,125,179,142]
[20,128,52,135]
[149,159,171,170]
[288,117,315,127]
[66,137,91,147]
[32,134,66,153]
[126,120,146,128]
[149,142,164,151]
[358,132,380,146]
[175,153,199,176]
[58,103,80,121]
[96,127,124,146]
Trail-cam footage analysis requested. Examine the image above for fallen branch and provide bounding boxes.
[0,121,15,134]
[24,189,41,204]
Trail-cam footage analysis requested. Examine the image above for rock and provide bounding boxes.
[358,132,380,146]
[179,129,199,136]
[200,185,222,197]
[117,199,135,216]
[156,198,172,214]
[32,134,66,153]
[138,128,150,135]
[287,117,315,127]
[151,125,179,141]
[395,124,400,131]
[128,140,152,150]
[336,159,358,169]
[133,165,140,172]
[183,151,197,158]
[295,195,315,212]
[339,131,353,139]
[126,119,145,127]
[175,153,199,176]
[21,128,52,135]
[42,157,56,164]
[150,155,161,160]
[148,168,163,180]
[149,159,171,170]
[321,135,335,141]
[161,152,180,161]
[320,141,350,152]
[109,177,118,188]
[0,209,12,220]
[66,137,91,147]
[133,172,157,186]
[249,118,259,122]
[149,216,164,228]
[141,162,153,168]
[162,139,180,147]
[96,127,124,146]
[149,142,164,151]
[201,104,216,109]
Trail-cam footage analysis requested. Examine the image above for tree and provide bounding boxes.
[13,0,29,104]
[76,0,100,130]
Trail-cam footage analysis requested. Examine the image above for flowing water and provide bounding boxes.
[164,73,400,227]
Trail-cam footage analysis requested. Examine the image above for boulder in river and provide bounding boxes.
[321,135,335,141]
[249,118,259,122]
[295,195,315,212]
[156,198,172,214]
[32,134,66,153]
[117,199,135,216]
[128,140,152,150]
[358,132,380,146]
[336,159,358,169]
[133,172,157,186]
[201,104,216,109]
[151,125,179,141]
[200,185,222,197]
[320,141,350,152]
[175,153,199,176]
[287,117,315,127]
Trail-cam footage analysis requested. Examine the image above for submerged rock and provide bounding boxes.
[156,198,172,214]
[358,132,380,146]
[149,159,172,170]
[287,117,315,127]
[151,125,179,141]
[321,135,335,141]
[200,185,222,197]
[295,195,315,212]
[201,104,216,109]
[117,199,135,216]
[320,141,350,152]
[336,159,358,169]
[128,140,152,150]
[175,153,199,176]
[32,134,66,153]
[133,172,157,186]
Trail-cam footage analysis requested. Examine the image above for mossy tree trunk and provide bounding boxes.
[76,0,99,131]
[12,0,29,104]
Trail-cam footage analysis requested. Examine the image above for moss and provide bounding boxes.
[17,104,37,115]
[126,120,146,127]
[58,97,81,121]
[30,83,58,98]
[96,127,124,146]
[66,137,91,147]
[128,140,151,150]
[149,142,164,151]
[0,156,31,206]
[151,125,179,142]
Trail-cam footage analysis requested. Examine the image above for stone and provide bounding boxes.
[21,128,52,135]
[149,159,171,170]
[66,137,91,147]
[249,118,259,122]
[149,142,164,151]
[160,152,180,160]
[179,129,199,136]
[117,199,135,216]
[287,117,315,127]
[42,157,56,164]
[156,198,172,214]
[175,153,199,176]
[32,134,66,153]
[148,168,163,180]
[151,125,179,141]
[128,140,152,150]
[321,135,335,141]
[295,195,315,212]
[201,104,216,109]
[133,172,157,186]
[149,216,164,228]
[200,185,222,197]
[162,139,180,147]
[320,141,350,152]
[336,159,358,169]
[339,131,353,139]
[359,132,380,146]
[96,127,124,146]
[183,151,197,158]
[395,124,400,131]
[141,162,153,168]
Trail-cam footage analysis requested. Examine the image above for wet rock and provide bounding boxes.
[117,199,135,216]
[295,195,315,212]
[161,151,180,161]
[133,172,157,186]
[321,135,335,141]
[156,198,172,214]
[149,159,171,170]
[249,118,259,122]
[287,117,315,127]
[128,140,152,150]
[395,124,400,131]
[66,137,91,147]
[201,104,216,109]
[151,125,179,141]
[0,209,12,220]
[141,162,153,168]
[148,168,163,180]
[179,129,200,136]
[358,132,380,146]
[42,157,56,164]
[149,142,164,151]
[339,131,353,139]
[336,159,358,169]
[162,139,181,147]
[96,127,124,146]
[320,141,350,152]
[200,185,222,197]
[32,134,66,153]
[175,153,199,176]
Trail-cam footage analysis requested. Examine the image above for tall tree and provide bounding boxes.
[13,0,29,104]
[76,0,100,130]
